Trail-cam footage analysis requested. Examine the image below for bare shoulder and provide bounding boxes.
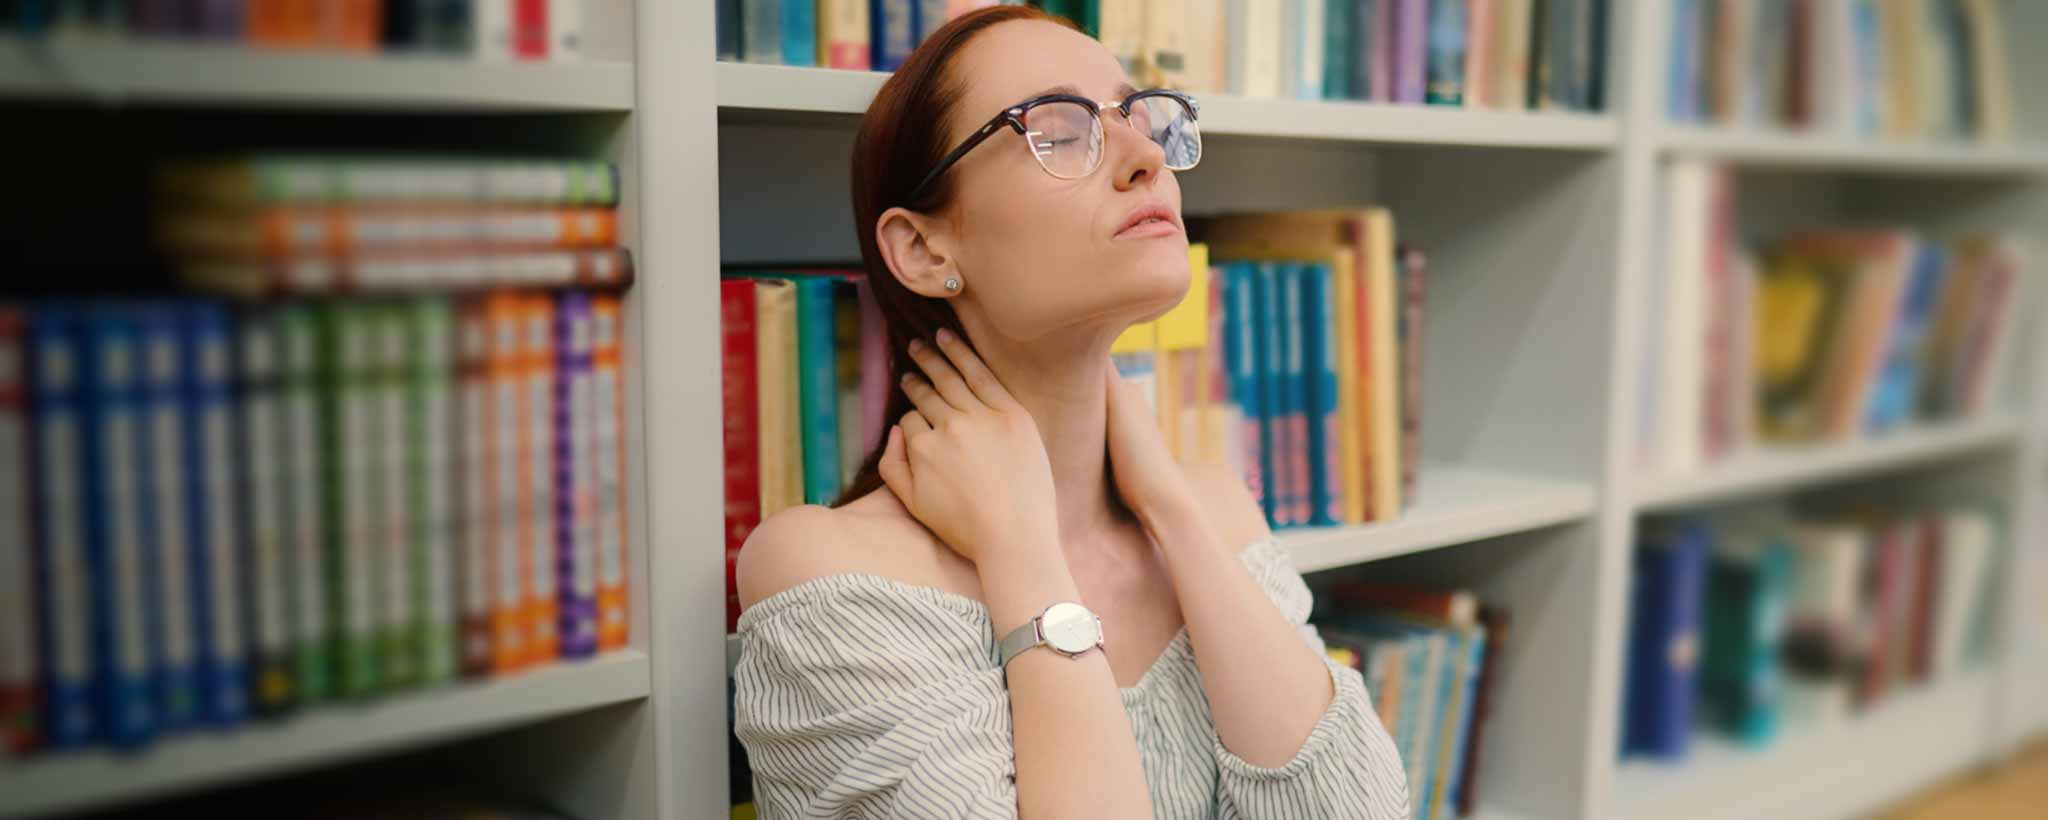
[735,488,972,612]
[1178,461,1274,550]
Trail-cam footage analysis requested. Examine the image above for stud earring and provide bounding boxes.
[943,277,961,292]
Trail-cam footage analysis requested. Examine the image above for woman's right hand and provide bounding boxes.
[878,328,1059,567]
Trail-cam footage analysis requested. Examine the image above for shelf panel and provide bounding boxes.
[1282,465,1596,574]
[1632,416,2023,512]
[715,63,1618,150]
[1612,670,1996,820]
[0,35,634,111]
[1657,126,2048,175]
[0,650,652,819]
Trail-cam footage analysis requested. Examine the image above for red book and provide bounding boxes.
[1907,516,1942,682]
[1329,580,1476,626]
[720,280,762,633]
[1397,245,1426,503]
[0,306,34,755]
[514,0,549,59]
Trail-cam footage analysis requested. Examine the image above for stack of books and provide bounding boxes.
[716,0,1610,112]
[1316,582,1509,820]
[1665,0,2015,141]
[5,1,590,61]
[1623,500,2002,761]
[0,155,634,758]
[1638,160,2030,475]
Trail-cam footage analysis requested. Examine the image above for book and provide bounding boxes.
[833,281,865,486]
[820,0,872,68]
[0,307,34,753]
[1331,581,1477,625]
[411,298,460,683]
[237,309,298,716]
[1492,0,1532,108]
[1331,245,1365,525]
[137,305,202,733]
[1289,0,1326,99]
[1959,0,2011,140]
[1220,262,1267,515]
[787,276,841,506]
[872,0,915,70]
[718,0,743,59]
[1226,0,1284,97]
[1099,0,1144,79]
[324,305,383,698]
[279,306,332,701]
[184,304,250,724]
[484,294,529,673]
[521,295,560,665]
[591,294,630,652]
[1391,0,1426,103]
[754,280,803,518]
[548,0,581,59]
[1780,519,1864,726]
[1623,520,1709,759]
[157,158,620,209]
[156,207,621,257]
[1146,0,1191,88]
[1255,263,1289,527]
[1396,245,1425,504]
[372,306,420,691]
[179,247,635,299]
[1362,209,1401,520]
[1453,607,1509,817]
[1865,240,1946,433]
[457,300,497,677]
[1429,623,1485,820]
[1321,0,1353,99]
[1700,525,1793,746]
[30,307,95,749]
[83,306,158,747]
[782,0,818,65]
[1931,507,1992,678]
[1463,0,1494,107]
[744,0,784,64]
[555,294,600,660]
[1299,263,1343,526]
[512,0,548,59]
[1652,159,1713,474]
[1425,0,1468,104]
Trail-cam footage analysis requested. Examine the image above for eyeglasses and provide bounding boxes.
[906,88,1202,203]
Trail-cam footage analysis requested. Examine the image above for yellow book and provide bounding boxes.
[1098,0,1148,81]
[1363,209,1402,521]
[1331,247,1365,525]
[1143,0,1189,88]
[754,280,803,517]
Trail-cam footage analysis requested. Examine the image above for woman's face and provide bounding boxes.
[933,20,1190,345]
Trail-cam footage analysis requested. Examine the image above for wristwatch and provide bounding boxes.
[998,601,1105,666]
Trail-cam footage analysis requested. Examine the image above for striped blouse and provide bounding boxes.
[732,539,1411,819]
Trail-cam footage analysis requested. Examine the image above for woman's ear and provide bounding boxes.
[875,206,960,299]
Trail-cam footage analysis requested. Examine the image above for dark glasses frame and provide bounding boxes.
[905,88,1201,204]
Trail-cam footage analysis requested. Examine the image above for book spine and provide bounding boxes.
[484,295,528,673]
[1365,211,1402,520]
[1295,0,1326,99]
[1255,263,1285,527]
[1425,0,1468,104]
[591,295,629,652]
[745,0,784,63]
[781,0,818,66]
[718,0,744,61]
[237,308,298,717]
[833,284,865,486]
[474,0,515,59]
[548,0,581,59]
[323,305,381,699]
[456,301,495,676]
[160,208,625,258]
[1464,0,1493,107]
[1147,0,1191,88]
[755,282,804,518]
[1303,264,1343,526]
[555,293,600,659]
[413,298,460,684]
[794,278,841,506]
[32,308,95,749]
[85,307,157,748]
[1398,246,1425,504]
[1284,264,1309,527]
[1393,0,1426,103]
[278,307,331,702]
[367,306,418,691]
[820,0,872,68]
[512,0,547,58]
[871,0,914,70]
[521,295,559,665]
[138,307,200,734]
[0,308,34,754]
[721,281,762,634]
[185,304,249,726]
[1322,0,1353,99]
[1222,263,1266,520]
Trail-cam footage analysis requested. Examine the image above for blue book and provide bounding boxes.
[183,303,249,726]
[1424,0,1467,105]
[1623,520,1710,760]
[1867,241,1946,434]
[135,305,201,735]
[781,0,818,66]
[915,0,947,42]
[1350,0,1380,100]
[717,0,743,60]
[1323,0,1354,99]
[1330,616,1437,798]
[1441,623,1488,819]
[1221,263,1268,519]
[790,276,841,505]
[1299,263,1343,527]
[1279,263,1308,527]
[1254,263,1287,529]
[82,305,157,748]
[1667,0,1702,121]
[30,306,97,749]
[872,0,916,70]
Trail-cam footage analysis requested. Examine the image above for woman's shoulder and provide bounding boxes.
[735,487,980,616]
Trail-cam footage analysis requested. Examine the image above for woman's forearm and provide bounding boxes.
[979,539,1153,820]
[1138,493,1333,768]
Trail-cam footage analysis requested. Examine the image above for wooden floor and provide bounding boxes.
[1880,737,2048,820]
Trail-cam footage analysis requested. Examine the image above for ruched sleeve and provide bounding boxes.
[1212,541,1412,820]
[733,575,1019,820]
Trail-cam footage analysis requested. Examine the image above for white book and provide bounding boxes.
[1961,0,2012,140]
[1492,0,1532,109]
[1291,0,1324,100]
[1932,509,1993,679]
[1227,0,1285,98]
[475,0,514,61]
[1788,522,1865,726]
[549,0,583,61]
[1655,159,1711,477]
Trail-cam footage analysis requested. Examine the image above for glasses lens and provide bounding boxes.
[1134,95,1201,170]
[1021,101,1102,179]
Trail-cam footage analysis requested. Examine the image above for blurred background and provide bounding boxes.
[1,1,2044,819]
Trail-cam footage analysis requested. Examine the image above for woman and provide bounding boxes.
[732,7,1408,818]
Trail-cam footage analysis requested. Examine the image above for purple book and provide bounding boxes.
[553,293,599,660]
[196,0,244,39]
[1371,0,1395,101]
[130,0,185,33]
[1393,0,1427,103]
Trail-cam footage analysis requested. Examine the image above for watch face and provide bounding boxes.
[1040,602,1102,655]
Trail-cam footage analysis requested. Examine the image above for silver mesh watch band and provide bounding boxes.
[997,601,1103,666]
[997,618,1044,666]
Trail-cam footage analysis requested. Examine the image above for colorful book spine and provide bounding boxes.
[1397,246,1425,504]
[1332,248,1364,525]
[782,0,819,66]
[0,308,34,754]
[1323,0,1354,99]
[1364,209,1402,520]
[32,308,96,749]
[1463,0,1493,107]
[1425,0,1468,104]
[157,207,621,258]
[1300,263,1343,526]
[1623,521,1709,759]
[820,0,873,68]
[185,304,249,725]
[474,0,514,59]
[371,306,419,691]
[324,305,382,698]
[412,298,460,684]
[754,280,803,518]
[84,306,157,747]
[871,0,915,70]
[1221,263,1267,518]
[1254,263,1286,527]
[555,293,600,659]
[833,282,865,486]
[591,295,629,652]
[1392,0,1427,103]
[521,295,560,664]
[238,308,298,716]
[137,306,200,734]
[485,294,529,673]
[512,0,548,58]
[457,301,497,676]
[791,277,841,506]
[721,281,762,633]
[279,306,331,702]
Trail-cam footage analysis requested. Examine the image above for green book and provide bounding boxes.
[410,298,460,685]
[321,304,381,698]
[1701,531,1794,746]
[279,306,333,703]
[375,305,420,690]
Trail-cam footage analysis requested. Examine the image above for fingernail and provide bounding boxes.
[935,328,955,345]
[908,337,927,353]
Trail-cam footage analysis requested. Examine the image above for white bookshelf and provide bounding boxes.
[0,651,651,819]
[1655,125,2048,176]
[1283,466,1595,574]
[1631,415,2026,512]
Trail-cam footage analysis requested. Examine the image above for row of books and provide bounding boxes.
[154,156,632,298]
[1623,499,2001,760]
[0,290,632,756]
[1666,0,2015,141]
[3,0,590,61]
[1315,581,1508,820]
[1638,160,2029,475]
[715,0,1609,112]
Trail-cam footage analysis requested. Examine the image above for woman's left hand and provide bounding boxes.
[1104,360,1195,522]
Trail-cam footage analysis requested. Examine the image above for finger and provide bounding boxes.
[900,374,953,425]
[935,328,1019,409]
[877,425,913,506]
[899,409,933,436]
[906,336,977,411]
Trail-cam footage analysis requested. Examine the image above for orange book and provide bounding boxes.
[484,293,530,673]
[159,208,621,258]
[520,294,560,663]
[337,0,382,51]
[591,295,629,651]
[457,300,496,678]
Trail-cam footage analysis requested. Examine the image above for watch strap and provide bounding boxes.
[997,618,1042,667]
